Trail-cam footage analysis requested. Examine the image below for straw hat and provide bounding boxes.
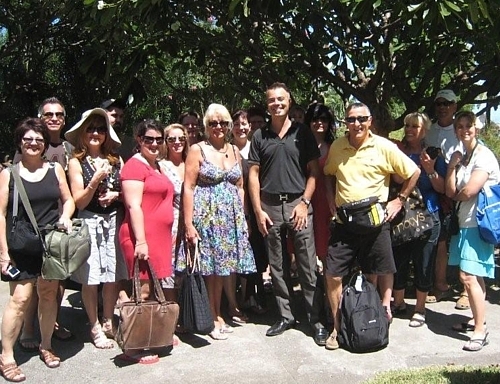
[65,108,121,148]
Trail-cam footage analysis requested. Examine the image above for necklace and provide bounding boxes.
[207,141,229,158]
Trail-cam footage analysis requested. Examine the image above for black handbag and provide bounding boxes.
[448,202,461,236]
[390,186,434,246]
[9,164,91,280]
[7,169,44,258]
[177,241,214,335]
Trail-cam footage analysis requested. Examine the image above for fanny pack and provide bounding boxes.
[337,197,386,234]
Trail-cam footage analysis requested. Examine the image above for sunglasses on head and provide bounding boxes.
[345,116,370,124]
[208,121,230,128]
[42,112,65,119]
[166,136,187,144]
[435,101,454,107]
[86,126,108,134]
[142,135,165,145]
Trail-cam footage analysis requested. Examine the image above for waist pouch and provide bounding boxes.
[337,197,385,234]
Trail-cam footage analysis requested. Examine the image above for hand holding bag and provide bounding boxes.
[177,240,214,335]
[116,258,179,350]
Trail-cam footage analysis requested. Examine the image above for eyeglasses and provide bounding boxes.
[208,121,230,128]
[166,136,187,143]
[345,116,371,124]
[42,112,65,119]
[86,126,108,134]
[22,137,45,145]
[435,101,454,107]
[142,136,165,145]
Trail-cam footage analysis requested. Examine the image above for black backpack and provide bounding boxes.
[338,272,389,353]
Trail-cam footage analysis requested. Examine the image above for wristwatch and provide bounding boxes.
[301,197,311,207]
[397,193,407,203]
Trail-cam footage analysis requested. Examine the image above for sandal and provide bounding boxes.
[452,321,486,333]
[221,324,234,333]
[102,319,115,339]
[52,324,74,341]
[91,326,114,349]
[455,292,470,310]
[18,337,40,353]
[230,309,248,324]
[208,328,228,340]
[390,302,407,316]
[0,360,26,382]
[463,332,489,351]
[39,349,61,368]
[409,312,426,328]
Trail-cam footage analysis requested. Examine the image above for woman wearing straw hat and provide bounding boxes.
[66,108,126,349]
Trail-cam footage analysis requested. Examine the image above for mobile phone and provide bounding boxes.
[7,265,20,279]
[425,146,440,160]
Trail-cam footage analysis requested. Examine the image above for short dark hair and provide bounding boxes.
[133,119,164,153]
[37,97,66,118]
[232,110,248,122]
[178,110,200,124]
[266,82,291,95]
[14,118,50,154]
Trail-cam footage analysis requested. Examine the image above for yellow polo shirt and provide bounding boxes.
[324,133,418,207]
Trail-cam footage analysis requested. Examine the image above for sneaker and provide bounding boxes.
[325,332,339,350]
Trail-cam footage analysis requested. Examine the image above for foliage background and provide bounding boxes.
[1,0,500,156]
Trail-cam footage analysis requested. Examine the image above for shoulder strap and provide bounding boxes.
[6,167,18,218]
[10,165,46,246]
[197,143,206,160]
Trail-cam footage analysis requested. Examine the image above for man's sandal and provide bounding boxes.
[0,360,26,382]
[39,349,61,368]
[463,332,489,352]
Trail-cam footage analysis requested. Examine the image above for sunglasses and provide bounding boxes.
[166,136,187,144]
[208,121,230,128]
[345,116,371,124]
[435,101,454,107]
[42,112,65,119]
[142,136,165,145]
[86,126,108,134]
[22,137,45,145]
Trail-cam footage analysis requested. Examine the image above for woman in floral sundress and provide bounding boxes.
[180,103,256,341]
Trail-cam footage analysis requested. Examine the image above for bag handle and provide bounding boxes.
[184,240,201,275]
[9,165,48,254]
[132,258,168,306]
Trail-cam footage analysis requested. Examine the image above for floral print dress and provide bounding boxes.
[176,146,256,276]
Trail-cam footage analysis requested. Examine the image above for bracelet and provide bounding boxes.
[135,241,147,247]
[88,184,95,190]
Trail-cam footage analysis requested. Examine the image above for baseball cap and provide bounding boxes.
[100,98,126,110]
[434,90,457,102]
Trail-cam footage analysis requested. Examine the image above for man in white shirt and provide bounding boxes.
[425,89,469,309]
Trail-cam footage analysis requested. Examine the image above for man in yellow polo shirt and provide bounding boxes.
[323,102,420,350]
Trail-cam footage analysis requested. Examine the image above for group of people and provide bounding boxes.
[0,84,497,382]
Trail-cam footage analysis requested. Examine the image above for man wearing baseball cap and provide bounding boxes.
[425,89,467,309]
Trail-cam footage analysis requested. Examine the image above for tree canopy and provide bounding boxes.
[1,0,499,152]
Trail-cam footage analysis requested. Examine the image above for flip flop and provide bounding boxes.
[463,332,489,352]
[452,321,486,332]
[409,312,426,328]
[116,353,160,365]
[18,338,40,353]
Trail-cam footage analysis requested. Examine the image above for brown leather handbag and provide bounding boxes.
[115,259,179,350]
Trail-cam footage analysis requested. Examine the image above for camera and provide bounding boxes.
[425,146,440,160]
[6,265,20,279]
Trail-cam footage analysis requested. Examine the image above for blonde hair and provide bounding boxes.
[403,112,431,131]
[203,103,233,141]
[161,123,190,161]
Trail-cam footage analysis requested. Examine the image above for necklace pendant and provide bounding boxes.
[225,153,228,158]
